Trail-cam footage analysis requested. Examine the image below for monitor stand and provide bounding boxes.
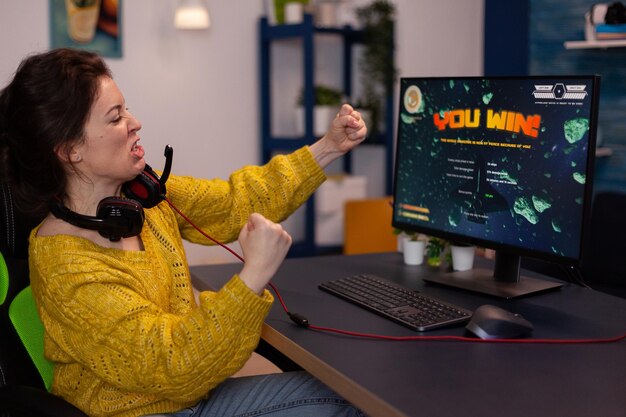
[422,251,563,299]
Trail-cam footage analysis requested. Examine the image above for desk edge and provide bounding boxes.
[261,323,408,417]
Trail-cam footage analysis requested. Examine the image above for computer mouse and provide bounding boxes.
[465,304,533,339]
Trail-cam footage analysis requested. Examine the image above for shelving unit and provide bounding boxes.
[259,14,395,257]
[564,39,626,49]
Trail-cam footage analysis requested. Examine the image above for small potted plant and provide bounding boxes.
[449,241,476,271]
[394,228,426,265]
[295,85,343,137]
[425,237,448,267]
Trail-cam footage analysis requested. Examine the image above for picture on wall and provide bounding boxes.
[50,0,122,58]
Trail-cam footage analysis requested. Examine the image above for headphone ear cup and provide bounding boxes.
[122,164,166,209]
[96,197,145,241]
[49,197,145,242]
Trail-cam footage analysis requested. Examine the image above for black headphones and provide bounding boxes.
[49,145,173,242]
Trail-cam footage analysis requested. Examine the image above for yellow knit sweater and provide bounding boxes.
[28,147,326,417]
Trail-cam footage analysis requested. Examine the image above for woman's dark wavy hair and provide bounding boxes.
[0,48,111,218]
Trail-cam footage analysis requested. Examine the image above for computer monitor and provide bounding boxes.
[392,76,600,298]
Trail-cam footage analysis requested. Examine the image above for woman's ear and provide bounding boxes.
[70,151,82,162]
[55,144,81,163]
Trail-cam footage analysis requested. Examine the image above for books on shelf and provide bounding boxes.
[584,4,626,41]
[595,23,626,40]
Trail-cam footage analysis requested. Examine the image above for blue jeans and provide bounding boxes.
[144,371,366,417]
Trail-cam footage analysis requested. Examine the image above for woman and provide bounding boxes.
[0,48,367,417]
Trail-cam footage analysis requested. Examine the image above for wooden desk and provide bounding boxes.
[191,253,626,417]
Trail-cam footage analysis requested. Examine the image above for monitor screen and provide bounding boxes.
[392,76,600,297]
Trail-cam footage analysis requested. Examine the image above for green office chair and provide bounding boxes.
[7,283,55,391]
[0,182,87,417]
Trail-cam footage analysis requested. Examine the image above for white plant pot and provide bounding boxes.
[402,239,425,266]
[295,105,336,137]
[451,245,476,271]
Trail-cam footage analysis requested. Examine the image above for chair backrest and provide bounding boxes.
[0,253,46,390]
[0,182,49,390]
[9,285,55,390]
[0,252,7,306]
[344,197,397,255]
[1,183,39,261]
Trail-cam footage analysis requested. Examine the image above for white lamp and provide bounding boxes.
[175,0,211,30]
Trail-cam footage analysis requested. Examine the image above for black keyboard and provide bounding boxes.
[319,274,472,331]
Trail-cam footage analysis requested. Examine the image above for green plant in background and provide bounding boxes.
[393,228,420,242]
[297,85,343,106]
[356,0,397,136]
[426,237,448,267]
[274,0,309,24]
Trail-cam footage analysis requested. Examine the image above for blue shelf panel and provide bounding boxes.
[260,14,395,257]
[260,15,366,41]
[261,20,311,39]
[263,138,308,153]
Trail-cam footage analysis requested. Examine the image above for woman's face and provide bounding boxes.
[71,76,145,189]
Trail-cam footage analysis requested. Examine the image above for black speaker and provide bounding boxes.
[49,145,173,241]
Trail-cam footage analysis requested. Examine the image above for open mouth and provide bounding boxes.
[131,140,145,159]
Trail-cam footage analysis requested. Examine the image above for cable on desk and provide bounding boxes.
[170,198,626,345]
[302,324,626,344]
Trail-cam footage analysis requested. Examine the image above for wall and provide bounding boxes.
[0,0,484,265]
[529,0,626,194]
